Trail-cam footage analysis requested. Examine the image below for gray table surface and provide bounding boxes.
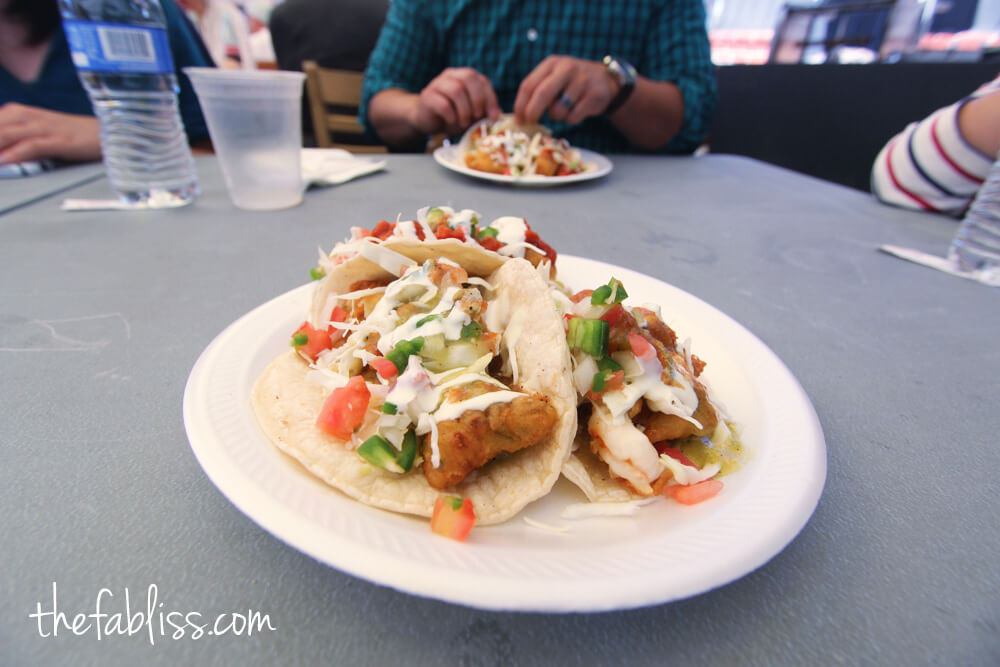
[0,162,106,216]
[2,154,997,665]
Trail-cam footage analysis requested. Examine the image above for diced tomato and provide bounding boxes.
[315,375,371,440]
[329,306,348,323]
[430,496,476,541]
[291,322,332,362]
[524,226,557,266]
[434,225,467,241]
[328,306,349,342]
[628,332,656,360]
[666,479,723,505]
[370,220,395,240]
[570,289,594,303]
[605,369,625,392]
[370,357,398,380]
[477,236,502,252]
[600,303,625,326]
[656,445,698,468]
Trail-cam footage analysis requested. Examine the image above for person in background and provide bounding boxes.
[269,0,389,145]
[871,75,1000,215]
[177,0,256,69]
[0,0,212,166]
[360,0,716,154]
[268,0,389,73]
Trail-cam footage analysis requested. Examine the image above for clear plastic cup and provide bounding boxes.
[184,68,306,210]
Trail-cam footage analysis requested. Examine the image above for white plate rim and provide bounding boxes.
[183,255,827,612]
[432,144,612,186]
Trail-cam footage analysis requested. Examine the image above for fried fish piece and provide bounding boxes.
[464,149,507,174]
[534,148,559,176]
[636,381,718,443]
[423,393,559,489]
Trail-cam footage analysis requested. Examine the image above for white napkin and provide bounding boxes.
[301,148,386,186]
[61,148,385,210]
[879,245,1000,287]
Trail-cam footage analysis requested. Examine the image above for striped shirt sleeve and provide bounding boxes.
[871,75,1000,215]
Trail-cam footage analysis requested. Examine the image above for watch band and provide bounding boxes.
[603,55,637,115]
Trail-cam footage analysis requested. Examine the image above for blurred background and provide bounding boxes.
[179,0,999,192]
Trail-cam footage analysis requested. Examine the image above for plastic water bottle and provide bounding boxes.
[947,149,1000,286]
[60,0,198,206]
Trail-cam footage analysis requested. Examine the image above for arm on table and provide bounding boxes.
[513,56,685,151]
[871,82,1000,214]
[513,0,713,152]
[0,103,101,165]
[368,68,501,150]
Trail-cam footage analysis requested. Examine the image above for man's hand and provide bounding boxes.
[0,103,102,165]
[514,55,618,126]
[411,67,501,136]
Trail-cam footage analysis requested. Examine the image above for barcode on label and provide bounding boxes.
[97,26,155,62]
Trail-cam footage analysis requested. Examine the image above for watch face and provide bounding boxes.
[604,56,636,87]
[620,60,637,83]
[602,56,636,114]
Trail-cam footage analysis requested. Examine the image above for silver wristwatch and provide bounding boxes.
[603,55,637,114]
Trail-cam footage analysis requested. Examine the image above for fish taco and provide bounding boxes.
[252,253,576,526]
[309,206,559,326]
[553,278,744,504]
[459,114,585,178]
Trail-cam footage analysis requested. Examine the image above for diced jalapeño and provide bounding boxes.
[426,208,447,228]
[385,337,425,373]
[596,356,623,373]
[309,267,326,281]
[590,278,628,305]
[609,278,628,303]
[357,435,405,474]
[381,402,398,415]
[396,429,418,473]
[567,317,609,358]
[590,284,612,305]
[291,332,309,347]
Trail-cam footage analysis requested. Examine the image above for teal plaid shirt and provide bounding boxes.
[360,0,716,153]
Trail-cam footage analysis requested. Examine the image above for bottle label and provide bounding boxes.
[63,20,174,74]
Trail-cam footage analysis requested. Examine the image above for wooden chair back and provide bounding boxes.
[302,60,387,153]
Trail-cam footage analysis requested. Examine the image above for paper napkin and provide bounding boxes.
[879,245,1000,287]
[301,148,386,186]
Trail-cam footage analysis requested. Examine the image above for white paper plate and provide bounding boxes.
[432,144,612,186]
[183,256,826,612]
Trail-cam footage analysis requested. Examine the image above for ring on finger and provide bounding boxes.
[558,93,575,110]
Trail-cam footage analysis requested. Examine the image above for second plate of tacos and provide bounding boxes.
[251,246,577,526]
[433,116,612,186]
